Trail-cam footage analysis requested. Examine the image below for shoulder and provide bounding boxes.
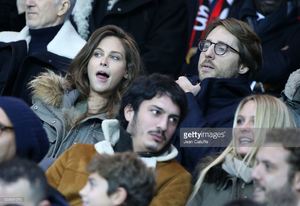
[157,160,191,180]
[29,71,71,107]
[57,144,97,169]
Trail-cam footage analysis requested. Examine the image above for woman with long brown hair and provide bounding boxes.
[30,25,142,158]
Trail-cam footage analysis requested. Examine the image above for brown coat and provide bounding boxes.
[46,144,192,206]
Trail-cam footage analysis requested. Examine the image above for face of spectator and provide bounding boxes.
[252,145,298,205]
[234,100,256,156]
[125,95,180,153]
[88,36,127,97]
[25,0,67,29]
[80,173,118,206]
[254,0,286,15]
[0,108,16,162]
[0,179,35,206]
[198,26,248,81]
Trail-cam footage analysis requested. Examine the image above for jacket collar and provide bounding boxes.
[0,20,86,59]
[72,0,154,39]
[94,119,178,168]
[72,0,94,39]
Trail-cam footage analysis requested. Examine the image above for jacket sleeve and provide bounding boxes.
[45,144,93,206]
[180,92,204,128]
[46,150,69,189]
[150,162,192,206]
[142,0,187,78]
[256,27,300,84]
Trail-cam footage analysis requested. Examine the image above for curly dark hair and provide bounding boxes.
[87,152,155,206]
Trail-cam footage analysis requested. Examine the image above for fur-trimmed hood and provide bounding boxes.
[29,71,72,108]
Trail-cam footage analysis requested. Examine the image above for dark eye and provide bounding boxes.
[88,180,96,188]
[110,55,121,61]
[151,109,160,116]
[236,117,244,125]
[215,43,227,54]
[93,51,103,58]
[203,43,210,49]
[169,117,179,125]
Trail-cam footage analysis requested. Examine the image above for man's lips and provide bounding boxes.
[149,131,165,143]
[26,11,37,15]
[200,65,214,74]
[253,181,265,194]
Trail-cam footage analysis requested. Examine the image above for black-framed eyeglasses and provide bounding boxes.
[198,40,239,56]
[0,122,13,134]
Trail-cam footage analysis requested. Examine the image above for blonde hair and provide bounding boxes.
[189,94,296,201]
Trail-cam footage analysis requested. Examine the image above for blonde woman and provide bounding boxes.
[187,94,296,206]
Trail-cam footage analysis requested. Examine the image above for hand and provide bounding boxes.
[176,76,201,96]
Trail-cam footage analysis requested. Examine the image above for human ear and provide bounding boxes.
[293,172,300,191]
[124,105,134,122]
[124,71,129,79]
[111,187,127,205]
[57,0,70,17]
[238,64,249,75]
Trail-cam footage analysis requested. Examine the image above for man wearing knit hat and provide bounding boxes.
[0,96,69,206]
[0,96,49,162]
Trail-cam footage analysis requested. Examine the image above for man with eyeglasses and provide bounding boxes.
[0,96,69,205]
[174,18,263,173]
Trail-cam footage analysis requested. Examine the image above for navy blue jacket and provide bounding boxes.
[174,77,252,173]
[229,0,300,94]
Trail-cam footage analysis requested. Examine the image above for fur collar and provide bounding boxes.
[30,71,71,108]
[72,0,94,39]
[283,68,300,101]
[0,20,86,58]
[95,119,178,168]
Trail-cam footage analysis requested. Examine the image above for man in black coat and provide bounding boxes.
[229,0,300,95]
[174,18,262,173]
[0,0,86,104]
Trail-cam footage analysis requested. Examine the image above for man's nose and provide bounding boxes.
[251,164,261,181]
[26,0,35,6]
[204,44,215,58]
[157,117,168,131]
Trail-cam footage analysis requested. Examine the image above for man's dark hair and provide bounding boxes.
[0,158,48,205]
[264,128,300,181]
[118,73,187,128]
[87,152,155,206]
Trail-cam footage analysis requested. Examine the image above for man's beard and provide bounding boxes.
[265,183,298,206]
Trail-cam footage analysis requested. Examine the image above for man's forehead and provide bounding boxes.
[257,145,290,164]
[142,94,180,115]
[206,26,238,47]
